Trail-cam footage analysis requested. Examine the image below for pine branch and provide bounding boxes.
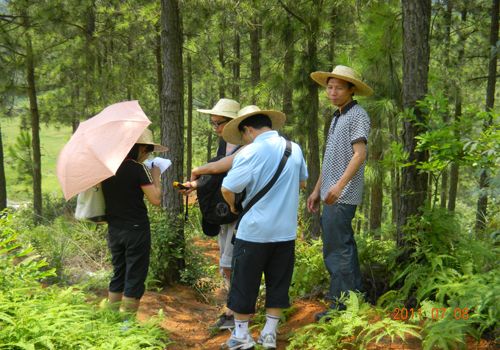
[0,43,25,57]
[277,0,308,27]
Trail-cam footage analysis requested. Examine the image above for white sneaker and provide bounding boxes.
[225,332,256,350]
[257,333,276,349]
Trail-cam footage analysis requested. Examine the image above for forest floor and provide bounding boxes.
[131,238,495,350]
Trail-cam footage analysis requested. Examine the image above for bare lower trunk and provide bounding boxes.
[397,0,431,250]
[304,7,321,239]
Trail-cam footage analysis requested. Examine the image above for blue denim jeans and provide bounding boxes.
[321,203,363,302]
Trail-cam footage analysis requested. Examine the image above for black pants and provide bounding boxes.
[228,239,295,314]
[107,223,151,299]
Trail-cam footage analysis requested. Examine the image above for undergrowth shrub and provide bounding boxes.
[379,208,499,348]
[149,206,218,300]
[0,214,170,349]
[290,238,328,299]
[288,293,421,350]
[14,214,109,286]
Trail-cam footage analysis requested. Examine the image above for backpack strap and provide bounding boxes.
[235,140,292,231]
[216,138,226,157]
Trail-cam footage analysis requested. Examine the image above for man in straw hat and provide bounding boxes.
[307,65,373,321]
[186,98,241,330]
[220,105,308,349]
[101,128,168,314]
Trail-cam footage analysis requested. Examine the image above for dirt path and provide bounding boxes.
[136,237,324,349]
[135,237,497,350]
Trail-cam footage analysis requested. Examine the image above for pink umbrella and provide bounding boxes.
[57,100,152,200]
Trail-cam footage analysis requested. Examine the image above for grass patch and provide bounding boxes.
[2,117,72,203]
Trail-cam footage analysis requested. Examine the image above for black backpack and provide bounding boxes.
[197,145,244,236]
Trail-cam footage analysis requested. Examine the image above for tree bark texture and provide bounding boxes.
[397,0,431,247]
[475,0,499,232]
[160,0,185,283]
[304,5,321,239]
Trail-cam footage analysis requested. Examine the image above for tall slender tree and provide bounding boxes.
[448,5,468,212]
[475,0,499,232]
[398,0,432,249]
[160,0,185,283]
[250,15,261,104]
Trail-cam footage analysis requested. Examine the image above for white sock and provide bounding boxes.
[234,319,249,338]
[261,314,280,335]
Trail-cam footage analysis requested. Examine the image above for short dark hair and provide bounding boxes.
[238,114,272,132]
[127,144,140,160]
[127,144,154,160]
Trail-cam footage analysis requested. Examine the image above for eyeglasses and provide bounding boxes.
[210,120,229,128]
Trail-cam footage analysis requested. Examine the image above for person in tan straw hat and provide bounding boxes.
[181,98,242,331]
[307,65,373,321]
[220,106,308,349]
[101,128,167,314]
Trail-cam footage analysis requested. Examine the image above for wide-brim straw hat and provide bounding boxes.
[222,105,286,145]
[136,128,168,152]
[310,65,374,96]
[196,98,240,119]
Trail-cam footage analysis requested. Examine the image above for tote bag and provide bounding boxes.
[75,183,106,223]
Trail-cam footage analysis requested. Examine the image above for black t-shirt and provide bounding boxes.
[102,159,153,227]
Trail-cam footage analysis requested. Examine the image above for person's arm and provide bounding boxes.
[307,175,322,213]
[142,166,161,206]
[190,147,245,181]
[221,186,238,214]
[324,142,366,205]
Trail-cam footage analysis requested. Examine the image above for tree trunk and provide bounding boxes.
[206,131,213,162]
[250,17,261,104]
[475,0,498,232]
[218,39,225,98]
[440,0,453,209]
[160,0,185,284]
[448,5,468,212]
[397,0,431,248]
[187,54,193,177]
[388,54,401,225]
[84,2,95,118]
[23,15,43,224]
[155,32,163,111]
[369,126,383,234]
[304,6,321,239]
[282,15,294,137]
[232,31,240,100]
[0,125,6,211]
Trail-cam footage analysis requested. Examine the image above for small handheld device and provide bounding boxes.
[173,181,189,190]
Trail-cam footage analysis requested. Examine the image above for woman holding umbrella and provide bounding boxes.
[101,128,167,313]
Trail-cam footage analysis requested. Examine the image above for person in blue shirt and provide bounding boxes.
[220,105,308,350]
